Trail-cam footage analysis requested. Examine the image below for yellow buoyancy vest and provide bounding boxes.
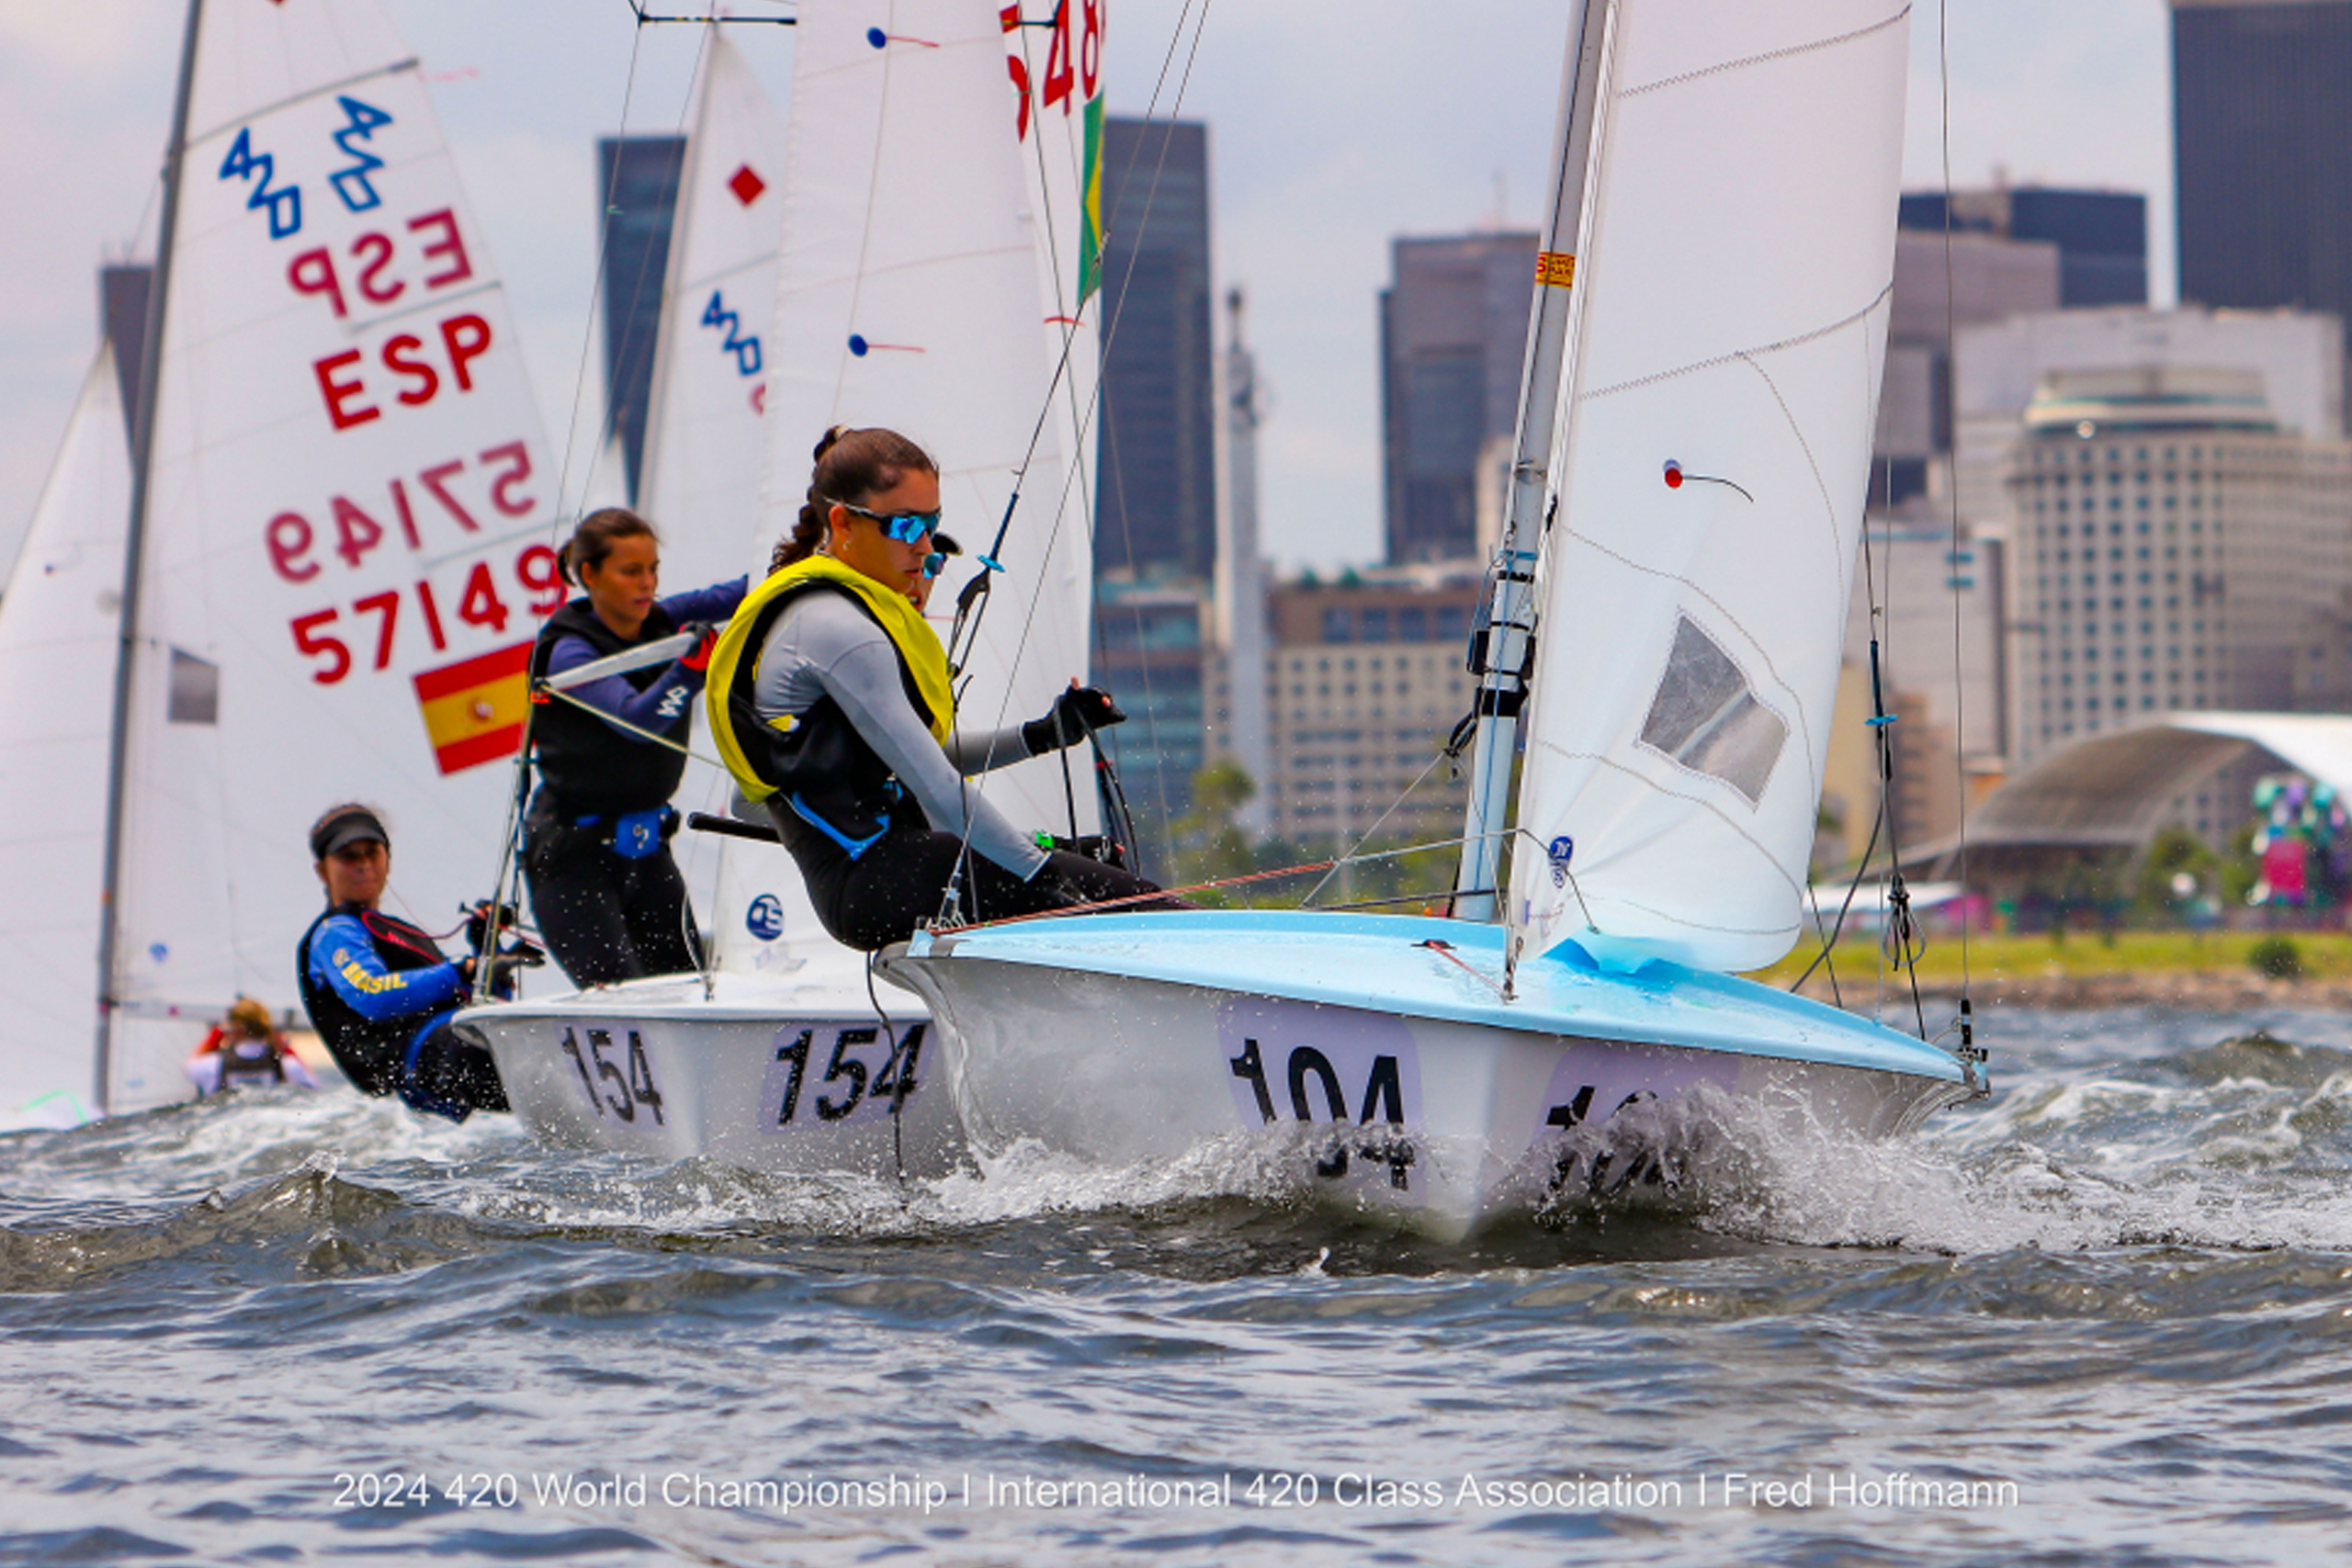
[705,554,955,803]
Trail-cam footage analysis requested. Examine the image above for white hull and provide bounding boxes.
[456,962,960,1179]
[880,912,1978,1241]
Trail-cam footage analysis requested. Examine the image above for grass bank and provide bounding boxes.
[1749,929,2352,987]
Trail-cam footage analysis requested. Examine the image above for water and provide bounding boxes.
[7,1008,2352,1566]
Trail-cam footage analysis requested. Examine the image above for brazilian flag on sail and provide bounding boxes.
[1078,91,1104,304]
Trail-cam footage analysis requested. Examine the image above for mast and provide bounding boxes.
[1452,0,1613,923]
[92,0,205,1112]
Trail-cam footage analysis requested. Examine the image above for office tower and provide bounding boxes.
[1953,304,2346,531]
[99,265,153,446]
[1899,187,2148,308]
[1380,231,1537,564]
[595,135,686,504]
[2002,367,2352,773]
[1875,231,2061,505]
[1095,118,1216,582]
[2176,0,2352,332]
[1263,568,1482,843]
[1092,580,1209,874]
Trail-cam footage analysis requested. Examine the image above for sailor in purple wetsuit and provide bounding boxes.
[525,509,747,987]
[296,805,515,1122]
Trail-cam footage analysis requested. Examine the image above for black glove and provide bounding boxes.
[676,621,718,673]
[461,900,521,954]
[1035,832,1127,869]
[1022,685,1127,755]
[1023,862,1090,910]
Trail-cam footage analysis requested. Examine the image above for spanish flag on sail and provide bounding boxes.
[413,641,531,774]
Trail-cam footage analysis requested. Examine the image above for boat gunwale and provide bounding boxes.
[892,908,1969,1085]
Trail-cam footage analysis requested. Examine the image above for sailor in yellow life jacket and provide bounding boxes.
[706,425,1182,951]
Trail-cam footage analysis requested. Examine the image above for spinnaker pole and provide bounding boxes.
[92,0,206,1112]
[1452,0,1613,923]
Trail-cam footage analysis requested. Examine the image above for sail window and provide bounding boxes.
[167,649,219,726]
[1635,616,1785,805]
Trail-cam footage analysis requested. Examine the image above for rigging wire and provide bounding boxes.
[474,12,713,996]
[1937,0,1985,1087]
[929,0,1218,928]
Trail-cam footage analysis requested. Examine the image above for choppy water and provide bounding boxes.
[7,1007,2352,1565]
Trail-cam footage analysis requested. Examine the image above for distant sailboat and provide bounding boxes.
[0,345,131,1127]
[883,0,1984,1238]
[80,0,564,1113]
[464,0,1104,1173]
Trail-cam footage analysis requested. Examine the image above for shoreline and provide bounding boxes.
[1789,967,2352,1011]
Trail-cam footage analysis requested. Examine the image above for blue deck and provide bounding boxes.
[929,910,1969,1084]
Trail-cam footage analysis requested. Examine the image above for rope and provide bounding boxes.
[1937,0,1983,1084]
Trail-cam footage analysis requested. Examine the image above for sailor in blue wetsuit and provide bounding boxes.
[525,509,747,987]
[295,805,513,1122]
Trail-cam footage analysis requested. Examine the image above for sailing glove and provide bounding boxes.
[677,621,719,673]
[1021,685,1126,755]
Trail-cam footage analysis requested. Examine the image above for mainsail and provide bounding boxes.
[0,346,131,1123]
[1506,0,1909,975]
[103,0,561,1106]
[716,0,1100,967]
[638,29,788,594]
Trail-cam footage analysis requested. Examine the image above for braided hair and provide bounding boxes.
[771,426,937,573]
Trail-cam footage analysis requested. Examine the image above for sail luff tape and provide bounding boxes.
[1536,251,1577,288]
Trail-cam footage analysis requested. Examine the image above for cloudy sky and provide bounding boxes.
[0,0,2173,575]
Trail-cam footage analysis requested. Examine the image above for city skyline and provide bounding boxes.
[0,0,2176,578]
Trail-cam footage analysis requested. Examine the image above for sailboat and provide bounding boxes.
[12,0,567,1118]
[880,0,1985,1238]
[0,344,132,1128]
[461,0,1105,1175]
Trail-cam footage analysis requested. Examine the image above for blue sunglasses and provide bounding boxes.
[831,499,941,545]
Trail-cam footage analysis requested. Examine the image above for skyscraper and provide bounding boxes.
[1095,117,1216,583]
[1899,187,2148,308]
[99,264,153,446]
[1380,231,1537,564]
[2174,0,2352,327]
[595,135,686,504]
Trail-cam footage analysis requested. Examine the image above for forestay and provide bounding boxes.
[1507,0,1908,975]
[108,0,561,1106]
[0,348,131,1123]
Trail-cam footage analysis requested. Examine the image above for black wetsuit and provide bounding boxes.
[296,904,506,1122]
[525,581,743,985]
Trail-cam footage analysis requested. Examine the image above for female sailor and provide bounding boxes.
[707,426,1173,951]
[296,805,516,1121]
[525,509,747,985]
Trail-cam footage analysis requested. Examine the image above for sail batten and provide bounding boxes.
[1506,0,1909,976]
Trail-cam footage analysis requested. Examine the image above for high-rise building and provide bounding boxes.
[1261,569,1482,843]
[1212,288,1272,832]
[1900,187,2148,309]
[99,264,153,446]
[1095,118,1216,583]
[1952,304,2346,532]
[2174,0,2352,333]
[1093,581,1210,874]
[2002,367,2352,775]
[595,135,686,504]
[1380,232,1537,564]
[1874,231,2060,506]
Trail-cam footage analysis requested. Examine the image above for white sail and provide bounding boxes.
[0,345,131,1125]
[1002,0,1106,605]
[757,0,1092,812]
[639,29,788,593]
[1507,0,1908,975]
[107,0,561,1106]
